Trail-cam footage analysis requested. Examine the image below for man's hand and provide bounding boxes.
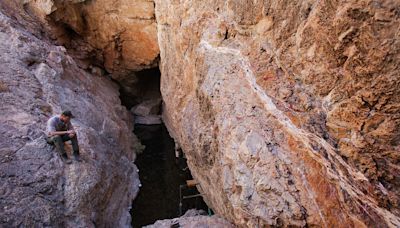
[67,130,76,138]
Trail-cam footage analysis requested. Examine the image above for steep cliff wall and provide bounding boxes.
[156,0,400,227]
[1,0,399,227]
[0,2,140,227]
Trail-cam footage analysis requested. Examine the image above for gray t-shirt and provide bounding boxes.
[46,116,73,136]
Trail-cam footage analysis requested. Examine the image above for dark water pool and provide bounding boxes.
[130,124,208,228]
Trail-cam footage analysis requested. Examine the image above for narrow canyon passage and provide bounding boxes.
[130,124,208,227]
[1,0,399,227]
[119,68,162,110]
[121,68,209,227]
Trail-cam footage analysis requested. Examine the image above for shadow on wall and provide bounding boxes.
[119,68,161,109]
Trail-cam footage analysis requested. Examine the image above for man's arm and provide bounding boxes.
[67,122,76,136]
[47,117,74,136]
[48,130,74,136]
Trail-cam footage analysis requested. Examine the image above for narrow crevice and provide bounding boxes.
[119,68,161,110]
[130,124,208,227]
[116,68,209,227]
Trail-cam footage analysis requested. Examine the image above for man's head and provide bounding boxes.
[60,110,74,122]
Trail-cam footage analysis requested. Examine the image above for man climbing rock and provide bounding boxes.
[46,110,81,164]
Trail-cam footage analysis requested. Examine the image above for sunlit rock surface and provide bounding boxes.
[0,4,140,227]
[156,0,400,227]
[24,0,159,80]
[1,0,400,227]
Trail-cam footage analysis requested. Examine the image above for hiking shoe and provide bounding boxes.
[73,153,82,162]
[60,153,72,164]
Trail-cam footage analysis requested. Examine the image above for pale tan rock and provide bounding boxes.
[25,0,159,79]
[155,0,400,227]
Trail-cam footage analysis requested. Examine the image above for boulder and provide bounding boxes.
[131,98,162,116]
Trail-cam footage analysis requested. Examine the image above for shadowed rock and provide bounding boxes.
[0,5,141,227]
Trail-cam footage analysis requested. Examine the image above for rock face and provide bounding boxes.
[156,0,400,227]
[145,209,234,228]
[24,0,159,80]
[2,0,400,227]
[0,3,140,227]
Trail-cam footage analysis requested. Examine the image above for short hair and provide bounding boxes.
[61,110,74,118]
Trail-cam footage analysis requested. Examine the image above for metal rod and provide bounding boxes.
[179,185,183,216]
[182,193,203,200]
[179,181,203,215]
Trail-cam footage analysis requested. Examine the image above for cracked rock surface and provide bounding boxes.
[156,0,400,227]
[0,3,140,227]
[25,0,159,80]
[145,209,234,228]
[1,0,400,227]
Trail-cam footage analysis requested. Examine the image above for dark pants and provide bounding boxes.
[48,134,79,156]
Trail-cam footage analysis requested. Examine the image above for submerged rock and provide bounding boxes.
[156,0,400,227]
[0,4,140,227]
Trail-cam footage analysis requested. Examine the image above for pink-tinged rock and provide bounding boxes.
[0,4,141,227]
[155,0,400,227]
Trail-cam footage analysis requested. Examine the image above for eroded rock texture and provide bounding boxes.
[156,0,400,227]
[24,0,159,80]
[0,3,140,227]
[145,209,234,228]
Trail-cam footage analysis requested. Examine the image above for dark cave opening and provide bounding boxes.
[119,68,209,227]
[119,68,162,110]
